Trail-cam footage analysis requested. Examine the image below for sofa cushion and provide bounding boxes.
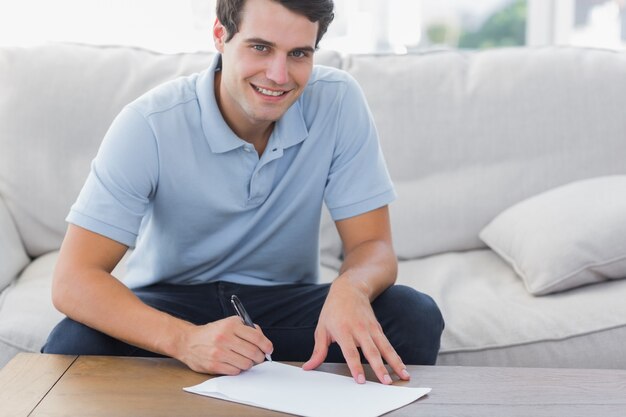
[0,197,29,292]
[399,249,626,369]
[480,176,626,295]
[344,47,626,259]
[0,43,342,259]
[0,252,64,368]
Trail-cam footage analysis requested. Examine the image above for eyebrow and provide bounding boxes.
[244,37,316,54]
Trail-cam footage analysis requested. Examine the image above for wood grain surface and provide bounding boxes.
[2,354,626,416]
[0,353,76,417]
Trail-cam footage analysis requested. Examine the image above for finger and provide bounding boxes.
[253,324,275,356]
[229,334,267,364]
[220,347,256,371]
[220,318,270,364]
[233,322,273,358]
[198,343,255,374]
[187,356,242,376]
[357,334,392,385]
[205,360,244,376]
[302,328,329,371]
[372,331,410,381]
[336,336,366,384]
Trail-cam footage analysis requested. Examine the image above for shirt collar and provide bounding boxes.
[196,54,308,154]
[273,96,308,151]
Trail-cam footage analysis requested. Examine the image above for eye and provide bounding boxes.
[252,45,269,53]
[290,50,308,59]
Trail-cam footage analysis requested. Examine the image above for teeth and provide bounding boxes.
[255,86,285,97]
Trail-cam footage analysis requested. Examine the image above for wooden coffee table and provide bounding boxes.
[1,353,625,416]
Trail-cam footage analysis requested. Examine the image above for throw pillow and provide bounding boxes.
[479,176,626,295]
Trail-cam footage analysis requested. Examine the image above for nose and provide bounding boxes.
[266,54,289,86]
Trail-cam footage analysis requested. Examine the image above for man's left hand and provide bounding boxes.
[302,275,411,385]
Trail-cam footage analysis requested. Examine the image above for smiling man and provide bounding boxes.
[213,1,317,151]
[43,0,444,385]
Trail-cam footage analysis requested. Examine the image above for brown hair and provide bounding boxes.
[216,0,334,48]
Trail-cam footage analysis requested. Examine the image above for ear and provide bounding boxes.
[213,18,227,53]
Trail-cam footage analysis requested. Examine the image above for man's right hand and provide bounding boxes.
[52,224,273,377]
[176,316,273,375]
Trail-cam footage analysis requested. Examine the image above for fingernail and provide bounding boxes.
[383,374,392,385]
[402,369,410,379]
[357,374,366,384]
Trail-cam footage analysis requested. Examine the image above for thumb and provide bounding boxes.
[302,328,329,371]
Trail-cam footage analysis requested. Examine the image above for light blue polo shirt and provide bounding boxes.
[67,54,395,289]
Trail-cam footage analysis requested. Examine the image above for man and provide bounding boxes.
[44,0,444,385]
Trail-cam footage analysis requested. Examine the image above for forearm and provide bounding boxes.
[52,268,191,358]
[51,226,271,375]
[336,239,397,301]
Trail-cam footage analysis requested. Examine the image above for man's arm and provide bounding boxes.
[302,206,410,384]
[52,224,273,374]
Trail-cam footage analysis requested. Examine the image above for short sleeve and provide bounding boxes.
[66,106,159,247]
[324,74,396,220]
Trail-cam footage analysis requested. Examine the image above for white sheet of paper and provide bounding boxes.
[183,361,430,417]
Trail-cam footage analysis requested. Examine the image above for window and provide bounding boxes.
[321,0,527,53]
[527,0,626,49]
[0,0,212,53]
[6,1,620,54]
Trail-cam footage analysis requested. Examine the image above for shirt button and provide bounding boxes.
[243,147,251,153]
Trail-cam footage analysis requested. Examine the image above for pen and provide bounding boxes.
[231,294,272,362]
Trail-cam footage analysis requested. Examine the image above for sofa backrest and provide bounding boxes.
[2,44,625,263]
[345,47,626,259]
[0,43,341,258]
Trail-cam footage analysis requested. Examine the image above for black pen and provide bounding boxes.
[231,295,272,362]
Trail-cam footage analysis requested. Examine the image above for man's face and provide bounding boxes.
[213,0,318,136]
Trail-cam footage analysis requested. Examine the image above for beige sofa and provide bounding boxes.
[1,43,626,369]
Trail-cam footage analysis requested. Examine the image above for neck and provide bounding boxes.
[247,123,274,155]
[214,71,274,156]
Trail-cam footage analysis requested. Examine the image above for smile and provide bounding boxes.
[252,84,288,97]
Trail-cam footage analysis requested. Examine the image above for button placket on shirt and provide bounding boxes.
[246,145,283,206]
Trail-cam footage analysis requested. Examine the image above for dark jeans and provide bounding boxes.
[43,282,444,365]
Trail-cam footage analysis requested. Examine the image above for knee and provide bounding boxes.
[374,285,445,365]
[42,317,129,356]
